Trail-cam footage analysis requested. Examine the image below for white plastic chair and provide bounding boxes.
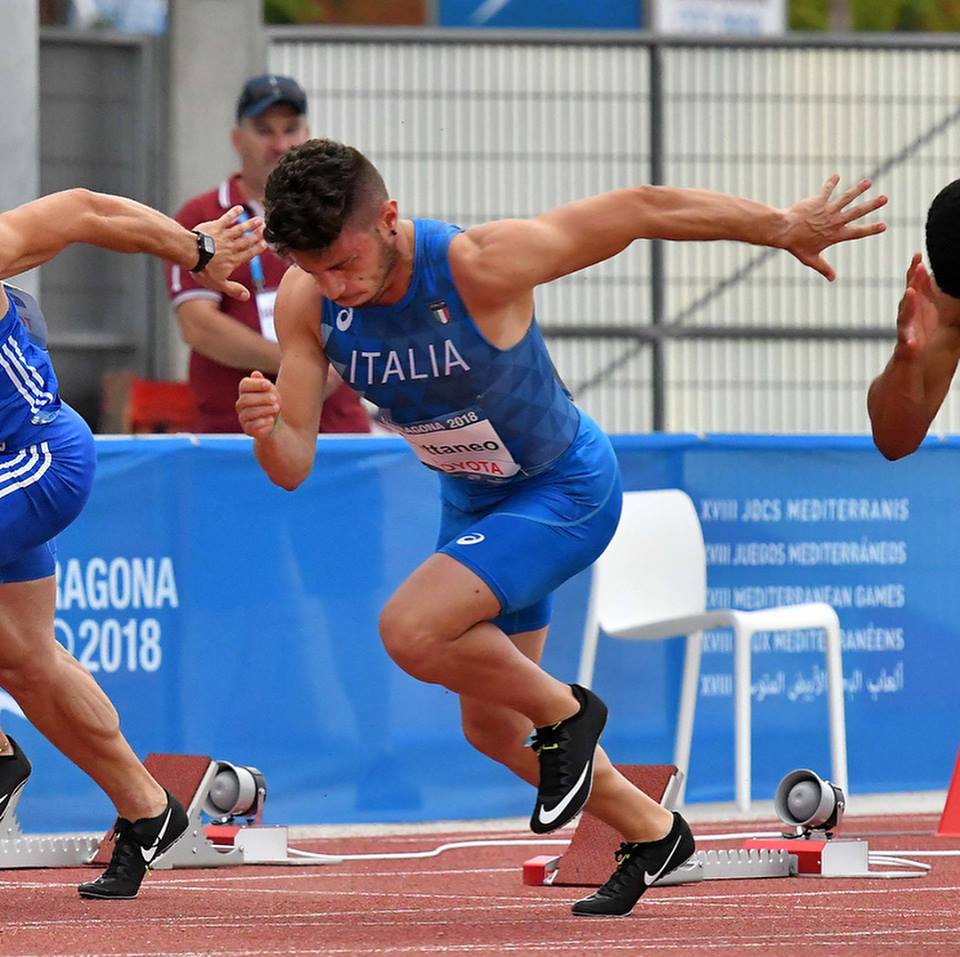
[577,488,848,812]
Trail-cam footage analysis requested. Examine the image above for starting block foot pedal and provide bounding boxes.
[0,775,100,869]
[552,764,683,886]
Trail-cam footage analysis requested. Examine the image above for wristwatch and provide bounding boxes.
[190,230,216,273]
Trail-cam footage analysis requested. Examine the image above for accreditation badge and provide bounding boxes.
[256,289,278,342]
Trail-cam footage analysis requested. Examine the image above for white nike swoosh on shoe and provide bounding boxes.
[139,807,173,864]
[537,761,591,827]
[643,832,685,886]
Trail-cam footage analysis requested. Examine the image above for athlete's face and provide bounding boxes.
[290,216,402,308]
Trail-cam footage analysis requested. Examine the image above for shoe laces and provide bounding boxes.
[597,842,642,897]
[528,722,573,791]
[99,820,147,882]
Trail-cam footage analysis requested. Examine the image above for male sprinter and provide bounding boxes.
[237,139,885,916]
[0,188,264,898]
[869,180,960,458]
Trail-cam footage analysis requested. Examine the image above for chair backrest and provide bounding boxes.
[593,489,707,635]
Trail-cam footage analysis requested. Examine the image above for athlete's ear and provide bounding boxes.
[380,199,399,235]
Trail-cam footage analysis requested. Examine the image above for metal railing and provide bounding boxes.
[266,29,960,433]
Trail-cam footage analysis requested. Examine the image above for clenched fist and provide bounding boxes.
[237,370,280,439]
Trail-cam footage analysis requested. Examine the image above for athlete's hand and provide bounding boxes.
[778,175,887,281]
[193,206,268,301]
[893,253,940,361]
[236,370,280,439]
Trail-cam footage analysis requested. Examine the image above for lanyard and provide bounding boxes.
[236,209,266,292]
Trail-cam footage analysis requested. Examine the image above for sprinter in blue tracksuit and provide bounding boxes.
[238,139,885,916]
[0,188,264,899]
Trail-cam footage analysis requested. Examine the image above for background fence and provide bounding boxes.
[269,29,960,434]
[31,29,960,435]
[38,28,166,426]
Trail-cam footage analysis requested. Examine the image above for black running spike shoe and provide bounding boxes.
[78,790,188,900]
[0,736,31,820]
[572,811,696,917]
[529,684,607,835]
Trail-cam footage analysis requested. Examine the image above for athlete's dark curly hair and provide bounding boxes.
[264,139,388,256]
[926,179,960,299]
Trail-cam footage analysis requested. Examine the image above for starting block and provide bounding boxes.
[93,753,304,869]
[0,751,308,872]
[0,778,100,869]
[537,764,798,888]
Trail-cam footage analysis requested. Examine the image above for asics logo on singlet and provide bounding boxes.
[336,308,354,331]
[456,533,485,546]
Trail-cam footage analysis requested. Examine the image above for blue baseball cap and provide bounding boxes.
[236,74,307,122]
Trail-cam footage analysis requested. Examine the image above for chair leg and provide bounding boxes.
[733,624,752,813]
[673,631,702,807]
[823,619,849,800]
[576,571,601,689]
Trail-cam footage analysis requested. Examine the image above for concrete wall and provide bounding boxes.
[0,0,39,294]
[163,0,265,376]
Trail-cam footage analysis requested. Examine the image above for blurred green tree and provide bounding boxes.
[791,0,960,30]
[264,0,425,25]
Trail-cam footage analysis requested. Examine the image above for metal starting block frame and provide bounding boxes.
[657,847,797,885]
[523,848,797,886]
[0,780,100,869]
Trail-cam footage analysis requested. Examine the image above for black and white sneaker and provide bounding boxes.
[0,736,31,821]
[572,811,696,917]
[78,790,188,900]
[529,684,607,834]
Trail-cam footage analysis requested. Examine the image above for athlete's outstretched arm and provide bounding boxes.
[237,268,327,490]
[452,175,886,304]
[0,188,265,300]
[868,253,960,459]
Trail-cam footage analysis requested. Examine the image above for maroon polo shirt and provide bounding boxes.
[165,174,370,434]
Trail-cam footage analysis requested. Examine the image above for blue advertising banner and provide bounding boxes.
[9,434,958,832]
[439,0,643,29]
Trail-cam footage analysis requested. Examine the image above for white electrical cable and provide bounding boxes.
[867,855,931,870]
[869,849,960,857]
[286,838,571,862]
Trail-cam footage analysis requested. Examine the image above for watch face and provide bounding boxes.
[200,234,216,255]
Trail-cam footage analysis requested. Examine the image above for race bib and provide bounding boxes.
[256,290,278,342]
[385,410,520,479]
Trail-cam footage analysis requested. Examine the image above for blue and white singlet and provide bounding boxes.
[0,284,61,447]
[0,285,94,584]
[320,218,581,488]
[320,220,623,633]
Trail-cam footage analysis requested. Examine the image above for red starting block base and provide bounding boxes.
[523,854,561,886]
[742,838,869,877]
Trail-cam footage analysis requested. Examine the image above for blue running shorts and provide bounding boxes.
[437,411,622,635]
[0,404,95,584]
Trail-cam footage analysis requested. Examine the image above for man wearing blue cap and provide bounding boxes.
[166,74,370,434]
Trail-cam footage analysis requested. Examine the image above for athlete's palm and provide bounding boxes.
[895,253,939,361]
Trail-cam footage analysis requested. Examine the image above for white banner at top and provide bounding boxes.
[652,0,786,35]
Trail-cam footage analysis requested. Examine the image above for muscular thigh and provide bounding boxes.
[0,576,57,670]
